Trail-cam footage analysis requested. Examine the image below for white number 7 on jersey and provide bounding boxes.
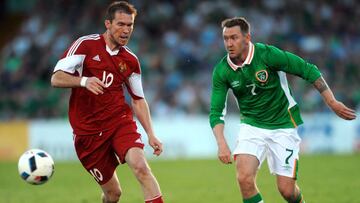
[246,83,257,95]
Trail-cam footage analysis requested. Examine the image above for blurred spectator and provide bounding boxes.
[1,0,359,120]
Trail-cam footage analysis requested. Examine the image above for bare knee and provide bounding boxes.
[102,187,122,203]
[237,172,256,196]
[132,162,152,181]
[237,173,255,188]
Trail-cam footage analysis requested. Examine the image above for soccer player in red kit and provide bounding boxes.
[51,2,164,203]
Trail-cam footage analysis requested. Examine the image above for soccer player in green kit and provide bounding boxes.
[209,17,356,203]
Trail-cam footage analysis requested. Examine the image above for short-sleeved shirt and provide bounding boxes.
[53,34,144,135]
[209,42,322,129]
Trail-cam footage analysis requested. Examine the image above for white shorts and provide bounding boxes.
[233,123,301,179]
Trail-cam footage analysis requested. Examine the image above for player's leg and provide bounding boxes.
[233,124,267,203]
[74,132,121,203]
[112,120,163,202]
[100,172,122,203]
[266,128,304,203]
[125,147,163,203]
[235,154,264,203]
[277,176,304,203]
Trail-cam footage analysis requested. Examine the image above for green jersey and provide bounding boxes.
[209,42,322,129]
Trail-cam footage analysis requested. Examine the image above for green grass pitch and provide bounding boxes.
[1,154,359,203]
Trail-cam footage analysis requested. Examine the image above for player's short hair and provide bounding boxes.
[105,1,137,21]
[221,17,250,35]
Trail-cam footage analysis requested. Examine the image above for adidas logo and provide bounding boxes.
[92,55,101,61]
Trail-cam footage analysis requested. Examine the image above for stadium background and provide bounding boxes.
[0,0,359,202]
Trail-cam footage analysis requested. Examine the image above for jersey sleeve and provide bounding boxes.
[264,45,322,83]
[53,37,88,75]
[209,67,229,128]
[125,59,145,100]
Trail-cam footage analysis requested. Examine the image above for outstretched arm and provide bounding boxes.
[263,45,356,120]
[313,77,356,120]
[131,98,163,156]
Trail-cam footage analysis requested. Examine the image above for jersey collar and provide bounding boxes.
[227,42,254,71]
[106,45,119,56]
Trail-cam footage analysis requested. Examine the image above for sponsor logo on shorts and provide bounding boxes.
[282,164,292,171]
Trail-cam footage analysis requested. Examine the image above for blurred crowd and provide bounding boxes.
[1,0,359,120]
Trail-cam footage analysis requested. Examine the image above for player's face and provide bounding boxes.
[105,12,135,46]
[223,26,250,59]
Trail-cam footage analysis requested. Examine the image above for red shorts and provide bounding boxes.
[73,120,144,185]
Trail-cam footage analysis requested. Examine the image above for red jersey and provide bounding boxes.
[53,34,144,135]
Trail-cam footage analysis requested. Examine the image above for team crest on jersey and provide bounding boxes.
[119,61,127,73]
[255,70,268,83]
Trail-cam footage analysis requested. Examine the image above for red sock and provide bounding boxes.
[145,195,163,203]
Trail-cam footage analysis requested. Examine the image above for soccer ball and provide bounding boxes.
[18,149,55,185]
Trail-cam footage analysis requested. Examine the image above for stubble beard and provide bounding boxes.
[107,30,122,47]
[229,39,249,64]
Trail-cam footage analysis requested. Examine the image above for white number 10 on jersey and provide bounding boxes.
[102,71,113,87]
